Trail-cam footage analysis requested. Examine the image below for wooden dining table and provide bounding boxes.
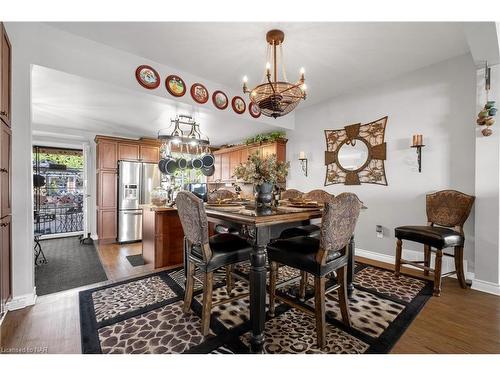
[205,205,357,353]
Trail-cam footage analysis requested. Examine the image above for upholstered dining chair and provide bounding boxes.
[176,191,252,336]
[207,189,239,235]
[280,188,304,200]
[207,189,236,203]
[279,189,336,240]
[267,193,362,349]
[394,189,475,296]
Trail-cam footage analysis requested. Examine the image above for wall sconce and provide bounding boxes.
[411,134,425,173]
[298,151,308,177]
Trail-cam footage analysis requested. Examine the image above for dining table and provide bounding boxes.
[204,204,357,353]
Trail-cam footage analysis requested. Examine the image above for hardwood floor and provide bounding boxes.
[96,241,153,280]
[0,250,499,354]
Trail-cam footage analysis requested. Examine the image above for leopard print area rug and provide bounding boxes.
[79,262,433,354]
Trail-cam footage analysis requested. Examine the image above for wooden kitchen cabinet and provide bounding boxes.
[0,215,11,317]
[210,139,287,183]
[229,150,240,178]
[118,143,140,161]
[97,170,117,209]
[97,209,117,242]
[0,22,11,320]
[0,23,11,128]
[140,145,159,163]
[97,140,118,170]
[0,122,11,218]
[221,152,231,181]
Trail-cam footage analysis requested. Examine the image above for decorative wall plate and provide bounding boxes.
[232,96,246,114]
[135,65,160,89]
[212,90,229,110]
[324,116,388,186]
[190,83,209,104]
[165,75,187,97]
[249,102,261,118]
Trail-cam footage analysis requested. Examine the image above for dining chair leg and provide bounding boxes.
[201,271,214,336]
[269,261,278,317]
[183,260,195,313]
[454,246,467,289]
[424,245,431,276]
[433,249,443,297]
[337,266,351,327]
[299,271,307,301]
[226,264,234,294]
[314,276,326,350]
[395,239,402,277]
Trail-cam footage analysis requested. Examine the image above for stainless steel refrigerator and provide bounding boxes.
[118,161,160,243]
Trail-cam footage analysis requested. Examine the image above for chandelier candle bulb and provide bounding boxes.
[299,151,306,160]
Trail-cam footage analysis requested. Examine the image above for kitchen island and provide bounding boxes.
[141,205,184,268]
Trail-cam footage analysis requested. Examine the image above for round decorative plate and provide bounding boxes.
[135,65,160,89]
[165,75,187,97]
[212,90,229,110]
[232,96,246,114]
[249,102,261,118]
[190,83,209,104]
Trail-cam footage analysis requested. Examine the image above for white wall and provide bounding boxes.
[474,64,500,290]
[287,54,477,271]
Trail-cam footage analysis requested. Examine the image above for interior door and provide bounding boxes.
[0,122,11,217]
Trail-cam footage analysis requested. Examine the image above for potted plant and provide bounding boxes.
[233,153,289,210]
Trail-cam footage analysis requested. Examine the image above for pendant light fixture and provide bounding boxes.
[242,29,307,119]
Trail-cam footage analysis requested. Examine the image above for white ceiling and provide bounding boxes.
[31,65,280,146]
[48,22,471,106]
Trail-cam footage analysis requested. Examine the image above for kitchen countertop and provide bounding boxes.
[140,204,177,212]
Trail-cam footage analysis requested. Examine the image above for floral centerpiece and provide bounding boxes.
[233,153,289,209]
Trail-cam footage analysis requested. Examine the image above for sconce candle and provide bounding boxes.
[298,151,308,177]
[412,134,423,146]
[410,135,425,173]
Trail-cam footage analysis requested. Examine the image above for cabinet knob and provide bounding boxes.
[1,223,8,227]
[0,168,7,173]
[0,111,7,116]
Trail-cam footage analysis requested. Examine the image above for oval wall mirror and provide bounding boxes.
[337,140,369,171]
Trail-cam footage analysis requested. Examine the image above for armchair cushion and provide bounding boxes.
[267,236,346,277]
[395,225,464,249]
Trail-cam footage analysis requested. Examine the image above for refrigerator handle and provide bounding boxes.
[139,163,144,205]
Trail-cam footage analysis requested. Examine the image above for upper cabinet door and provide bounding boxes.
[229,150,240,180]
[0,122,11,218]
[118,143,140,161]
[97,140,118,170]
[140,145,159,163]
[0,23,12,127]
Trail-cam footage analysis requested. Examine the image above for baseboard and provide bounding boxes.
[6,287,37,311]
[471,279,500,296]
[355,248,500,296]
[355,247,464,276]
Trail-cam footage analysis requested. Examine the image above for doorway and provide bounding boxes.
[32,145,107,295]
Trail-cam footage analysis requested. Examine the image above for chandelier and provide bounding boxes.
[242,29,307,119]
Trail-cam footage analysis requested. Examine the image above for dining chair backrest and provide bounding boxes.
[320,193,362,254]
[426,190,475,230]
[208,189,236,203]
[281,189,303,200]
[304,189,335,204]
[176,191,210,248]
